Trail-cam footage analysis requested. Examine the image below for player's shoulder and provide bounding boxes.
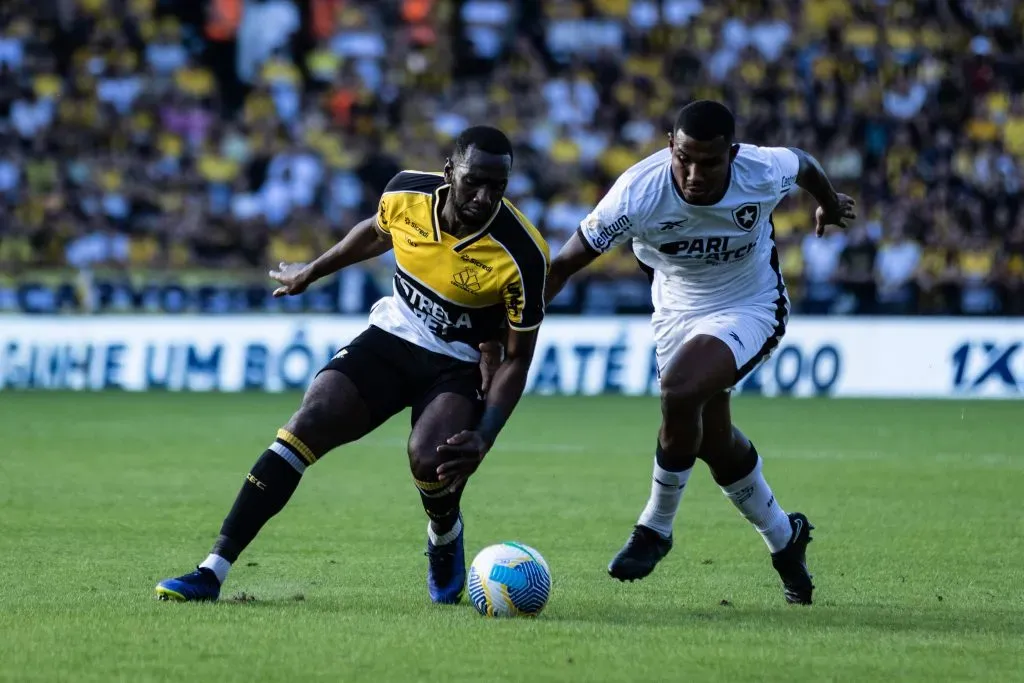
[383,170,445,195]
[732,144,797,194]
[491,199,550,268]
[610,148,673,214]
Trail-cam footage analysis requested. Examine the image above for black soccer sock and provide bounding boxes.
[210,438,309,563]
[655,441,697,472]
[707,442,759,487]
[414,478,464,538]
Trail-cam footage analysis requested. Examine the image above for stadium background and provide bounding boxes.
[1,0,1022,399]
[1,0,1022,318]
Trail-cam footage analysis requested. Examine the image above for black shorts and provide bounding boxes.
[319,325,485,426]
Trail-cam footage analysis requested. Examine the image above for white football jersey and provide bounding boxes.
[578,144,800,314]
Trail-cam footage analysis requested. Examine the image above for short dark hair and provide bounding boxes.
[453,126,514,163]
[674,100,735,143]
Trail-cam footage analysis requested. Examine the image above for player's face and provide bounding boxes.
[669,132,739,205]
[446,147,511,228]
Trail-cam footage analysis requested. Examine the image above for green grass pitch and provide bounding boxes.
[1,393,1022,682]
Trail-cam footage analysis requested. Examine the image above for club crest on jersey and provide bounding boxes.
[732,203,760,231]
[451,268,482,294]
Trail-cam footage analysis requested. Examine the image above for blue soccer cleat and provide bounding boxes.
[425,516,466,604]
[155,567,221,602]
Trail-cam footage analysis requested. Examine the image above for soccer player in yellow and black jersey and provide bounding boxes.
[156,127,550,604]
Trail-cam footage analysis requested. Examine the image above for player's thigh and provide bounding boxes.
[657,303,785,404]
[657,330,738,412]
[284,327,411,458]
[407,367,484,476]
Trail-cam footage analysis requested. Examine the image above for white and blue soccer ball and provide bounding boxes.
[468,542,551,618]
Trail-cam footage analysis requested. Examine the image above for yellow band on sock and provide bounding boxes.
[414,477,460,498]
[413,477,448,492]
[276,429,317,465]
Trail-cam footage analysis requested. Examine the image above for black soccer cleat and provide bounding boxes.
[770,512,815,605]
[608,525,673,582]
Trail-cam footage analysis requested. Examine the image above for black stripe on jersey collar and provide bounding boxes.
[431,183,504,250]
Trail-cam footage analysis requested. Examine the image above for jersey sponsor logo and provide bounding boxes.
[781,175,796,191]
[585,214,632,250]
[405,237,418,247]
[451,268,482,294]
[395,272,474,335]
[460,254,493,272]
[656,236,758,264]
[504,282,523,320]
[732,203,760,231]
[379,199,388,228]
[658,218,689,231]
[404,216,430,238]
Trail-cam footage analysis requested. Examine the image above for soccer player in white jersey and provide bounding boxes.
[548,100,856,604]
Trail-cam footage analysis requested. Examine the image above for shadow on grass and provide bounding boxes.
[545,597,1024,637]
[182,591,1024,640]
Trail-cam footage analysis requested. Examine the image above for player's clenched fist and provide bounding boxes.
[815,193,857,237]
[436,430,490,492]
[269,262,313,297]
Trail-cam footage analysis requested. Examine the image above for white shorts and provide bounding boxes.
[652,299,789,388]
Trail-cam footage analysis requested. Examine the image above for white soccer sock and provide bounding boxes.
[199,554,231,584]
[428,516,463,546]
[720,456,793,553]
[637,460,692,539]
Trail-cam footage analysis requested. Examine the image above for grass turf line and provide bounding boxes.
[0,393,1021,682]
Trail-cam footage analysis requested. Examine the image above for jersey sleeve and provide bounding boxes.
[577,175,639,254]
[501,211,551,332]
[504,260,548,331]
[376,171,443,235]
[761,147,800,202]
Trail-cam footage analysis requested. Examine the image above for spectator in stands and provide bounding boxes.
[0,0,1022,317]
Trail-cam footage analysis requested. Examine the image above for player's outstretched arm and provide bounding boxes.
[787,147,857,237]
[436,328,539,488]
[546,231,601,304]
[270,216,393,297]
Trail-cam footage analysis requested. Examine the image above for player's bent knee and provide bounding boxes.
[407,438,443,482]
[281,397,341,462]
[659,382,711,417]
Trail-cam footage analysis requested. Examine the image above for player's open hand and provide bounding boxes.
[269,262,313,297]
[478,341,503,393]
[436,430,490,490]
[815,193,857,237]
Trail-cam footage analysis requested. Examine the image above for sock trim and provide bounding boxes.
[199,554,231,584]
[276,428,317,465]
[269,441,307,474]
[414,477,457,497]
[428,516,463,546]
[720,455,763,494]
[653,462,692,488]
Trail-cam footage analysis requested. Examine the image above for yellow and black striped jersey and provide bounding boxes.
[369,170,550,362]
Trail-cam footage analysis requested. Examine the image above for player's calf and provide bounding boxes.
[409,441,467,604]
[698,428,815,604]
[156,371,374,601]
[156,431,310,601]
[610,336,736,582]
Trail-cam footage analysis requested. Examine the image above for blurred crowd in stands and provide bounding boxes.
[1,0,1023,315]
